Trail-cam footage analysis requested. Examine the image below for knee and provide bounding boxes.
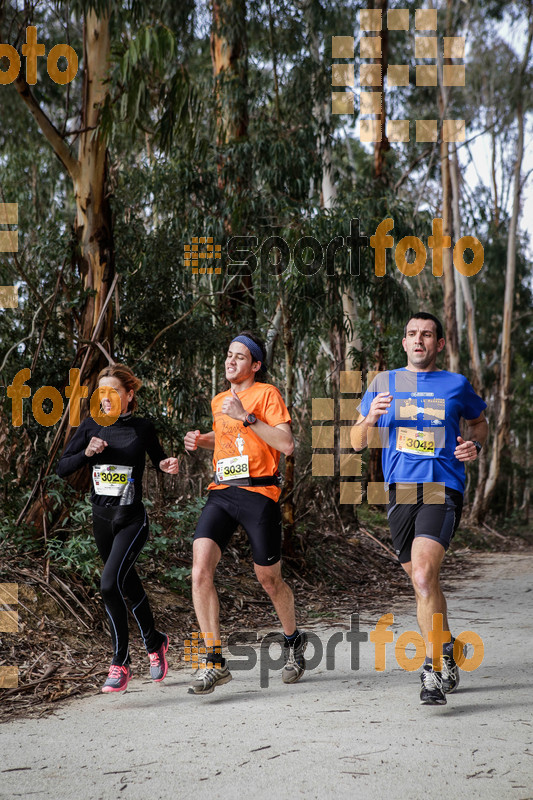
[411,565,439,598]
[256,570,283,596]
[100,573,119,603]
[192,563,215,592]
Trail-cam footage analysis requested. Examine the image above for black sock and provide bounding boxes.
[284,629,300,646]
[205,647,225,668]
[443,638,455,658]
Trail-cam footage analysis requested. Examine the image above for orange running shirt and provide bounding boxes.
[207,382,291,502]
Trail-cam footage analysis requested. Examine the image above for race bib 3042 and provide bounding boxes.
[396,427,435,457]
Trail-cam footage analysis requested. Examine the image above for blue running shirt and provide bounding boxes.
[359,369,487,493]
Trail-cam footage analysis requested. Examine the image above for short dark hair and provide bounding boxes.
[404,312,444,341]
[233,330,268,382]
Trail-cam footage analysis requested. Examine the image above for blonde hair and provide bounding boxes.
[97,364,142,412]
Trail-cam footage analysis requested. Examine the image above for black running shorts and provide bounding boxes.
[387,483,463,564]
[193,486,282,566]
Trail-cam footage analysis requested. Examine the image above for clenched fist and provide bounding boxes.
[184,430,201,451]
[85,437,108,457]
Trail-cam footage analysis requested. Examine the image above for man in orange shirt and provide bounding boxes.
[184,331,307,694]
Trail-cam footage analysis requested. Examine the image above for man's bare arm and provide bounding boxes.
[350,392,393,451]
[246,421,294,456]
[454,413,488,462]
[184,430,215,451]
[465,413,488,446]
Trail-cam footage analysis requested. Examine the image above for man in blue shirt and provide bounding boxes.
[352,312,488,705]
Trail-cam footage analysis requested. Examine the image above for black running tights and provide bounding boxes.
[92,504,164,665]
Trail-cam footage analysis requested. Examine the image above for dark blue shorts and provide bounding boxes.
[193,486,282,566]
[387,483,463,564]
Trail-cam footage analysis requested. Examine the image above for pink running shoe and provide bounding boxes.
[148,634,169,682]
[101,664,132,693]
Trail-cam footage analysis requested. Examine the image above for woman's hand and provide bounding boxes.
[160,457,180,474]
[85,437,108,457]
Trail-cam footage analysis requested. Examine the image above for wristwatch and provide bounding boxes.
[243,413,257,427]
[471,440,482,454]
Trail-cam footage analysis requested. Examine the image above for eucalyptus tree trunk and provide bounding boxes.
[14,11,114,534]
[305,0,362,374]
[449,147,482,395]
[438,0,459,373]
[373,0,390,180]
[473,9,533,523]
[211,0,248,148]
[210,0,254,326]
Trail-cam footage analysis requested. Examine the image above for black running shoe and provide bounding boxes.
[441,653,460,693]
[420,666,446,705]
[282,632,308,684]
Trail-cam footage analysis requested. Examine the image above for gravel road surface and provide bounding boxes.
[1,552,532,800]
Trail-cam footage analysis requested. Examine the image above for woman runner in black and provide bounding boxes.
[57,365,179,692]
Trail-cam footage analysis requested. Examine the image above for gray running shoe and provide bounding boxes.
[101,664,132,693]
[282,632,308,684]
[148,633,169,682]
[188,664,232,695]
[420,666,446,705]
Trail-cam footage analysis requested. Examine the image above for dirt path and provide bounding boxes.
[1,552,532,800]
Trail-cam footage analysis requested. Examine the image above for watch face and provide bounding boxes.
[247,414,257,424]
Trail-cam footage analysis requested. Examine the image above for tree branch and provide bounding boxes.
[12,77,80,179]
[132,297,206,365]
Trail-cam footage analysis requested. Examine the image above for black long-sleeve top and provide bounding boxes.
[57,414,168,507]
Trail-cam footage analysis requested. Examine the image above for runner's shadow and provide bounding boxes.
[443,699,533,716]
[189,690,267,705]
[458,683,532,693]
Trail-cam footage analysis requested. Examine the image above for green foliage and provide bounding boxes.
[135,497,206,591]
[45,496,99,583]
[163,496,207,541]
[46,532,101,585]
[0,518,42,558]
[1,0,532,541]
[160,565,191,592]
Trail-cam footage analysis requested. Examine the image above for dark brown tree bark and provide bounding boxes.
[279,286,296,555]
